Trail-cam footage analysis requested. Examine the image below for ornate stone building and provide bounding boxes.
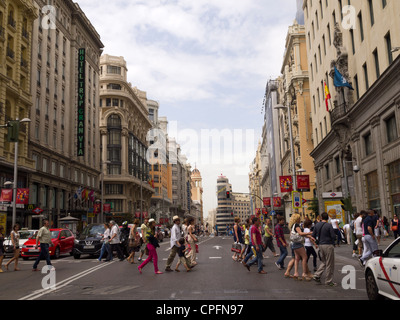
[0,0,37,231]
[99,54,153,222]
[27,0,103,229]
[304,0,400,218]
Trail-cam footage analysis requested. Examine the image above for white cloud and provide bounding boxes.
[77,0,297,217]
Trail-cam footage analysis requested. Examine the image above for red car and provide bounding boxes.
[21,228,75,260]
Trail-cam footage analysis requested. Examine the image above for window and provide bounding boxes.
[107,65,121,75]
[385,115,398,143]
[373,49,380,79]
[358,12,364,42]
[363,132,373,156]
[366,171,380,211]
[363,63,369,90]
[105,184,123,195]
[368,0,374,26]
[385,32,393,65]
[325,163,330,180]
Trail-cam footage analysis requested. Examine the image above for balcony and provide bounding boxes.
[0,26,5,41]
[20,57,28,69]
[330,103,348,127]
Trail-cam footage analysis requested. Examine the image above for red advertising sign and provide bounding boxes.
[16,188,29,205]
[0,189,13,202]
[273,197,282,207]
[263,197,271,207]
[103,203,111,213]
[279,176,293,193]
[297,175,310,192]
[255,208,261,216]
[94,203,101,214]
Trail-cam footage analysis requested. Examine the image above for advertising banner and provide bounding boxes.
[16,188,29,205]
[263,197,270,207]
[297,175,310,192]
[279,176,293,193]
[0,189,13,202]
[325,201,346,225]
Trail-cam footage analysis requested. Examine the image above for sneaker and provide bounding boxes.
[165,267,173,272]
[275,262,283,270]
[359,258,364,267]
[312,276,321,283]
[326,281,338,287]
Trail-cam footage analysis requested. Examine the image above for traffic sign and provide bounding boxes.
[292,191,302,209]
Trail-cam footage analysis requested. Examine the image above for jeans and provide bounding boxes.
[360,235,378,264]
[98,242,110,261]
[247,244,264,272]
[334,229,342,245]
[276,245,288,268]
[243,244,253,264]
[33,243,52,269]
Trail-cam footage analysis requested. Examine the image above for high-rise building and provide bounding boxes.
[303,0,400,217]
[231,192,251,223]
[28,0,104,228]
[276,21,316,218]
[191,167,203,223]
[216,174,233,233]
[0,0,37,230]
[99,54,153,222]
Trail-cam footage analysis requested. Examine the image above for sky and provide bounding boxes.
[77,0,300,218]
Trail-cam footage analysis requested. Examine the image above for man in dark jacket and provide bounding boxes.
[312,212,337,286]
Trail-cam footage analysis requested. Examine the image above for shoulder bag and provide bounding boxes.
[290,225,304,244]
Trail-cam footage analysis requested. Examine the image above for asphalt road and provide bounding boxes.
[1,235,386,301]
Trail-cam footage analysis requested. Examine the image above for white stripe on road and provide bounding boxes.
[19,261,115,300]
[209,257,222,259]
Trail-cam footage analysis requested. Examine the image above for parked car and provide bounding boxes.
[21,228,75,260]
[3,229,38,256]
[365,237,400,300]
[73,223,105,259]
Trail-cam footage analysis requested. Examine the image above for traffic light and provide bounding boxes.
[226,191,230,199]
[7,121,19,143]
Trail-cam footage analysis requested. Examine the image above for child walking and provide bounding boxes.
[175,238,191,272]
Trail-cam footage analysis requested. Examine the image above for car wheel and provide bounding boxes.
[23,257,29,261]
[54,247,60,259]
[366,269,383,300]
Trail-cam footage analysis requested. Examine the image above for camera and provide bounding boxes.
[353,165,360,173]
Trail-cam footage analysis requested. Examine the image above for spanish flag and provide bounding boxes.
[324,81,331,112]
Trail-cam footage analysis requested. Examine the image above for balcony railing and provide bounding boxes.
[330,103,348,126]
[0,26,5,40]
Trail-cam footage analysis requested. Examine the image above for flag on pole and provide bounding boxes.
[324,81,331,111]
[334,66,354,90]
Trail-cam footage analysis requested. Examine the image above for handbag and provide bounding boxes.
[195,244,199,253]
[231,242,241,253]
[290,225,304,244]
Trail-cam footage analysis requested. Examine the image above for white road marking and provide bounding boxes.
[19,261,116,300]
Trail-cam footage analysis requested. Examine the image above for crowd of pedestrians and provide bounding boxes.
[231,208,399,286]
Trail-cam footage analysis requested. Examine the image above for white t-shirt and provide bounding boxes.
[304,228,312,247]
[331,219,339,229]
[355,216,363,236]
[109,225,120,244]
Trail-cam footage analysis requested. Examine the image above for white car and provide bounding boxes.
[3,229,38,256]
[365,237,400,300]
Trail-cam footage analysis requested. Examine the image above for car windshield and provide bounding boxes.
[386,239,400,258]
[19,231,33,240]
[82,225,105,237]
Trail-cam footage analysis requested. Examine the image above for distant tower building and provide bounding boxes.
[216,175,233,234]
[191,167,203,223]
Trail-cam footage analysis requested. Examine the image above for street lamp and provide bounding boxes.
[1,117,31,228]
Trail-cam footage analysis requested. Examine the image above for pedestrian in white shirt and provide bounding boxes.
[355,211,365,256]
[98,223,111,261]
[330,214,342,247]
[165,216,186,272]
[107,221,124,261]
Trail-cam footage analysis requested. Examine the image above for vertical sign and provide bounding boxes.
[77,48,85,157]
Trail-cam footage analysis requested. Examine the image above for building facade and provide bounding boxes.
[191,167,203,223]
[303,0,400,218]
[231,192,251,223]
[0,0,37,231]
[99,54,154,222]
[277,21,316,219]
[216,174,233,233]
